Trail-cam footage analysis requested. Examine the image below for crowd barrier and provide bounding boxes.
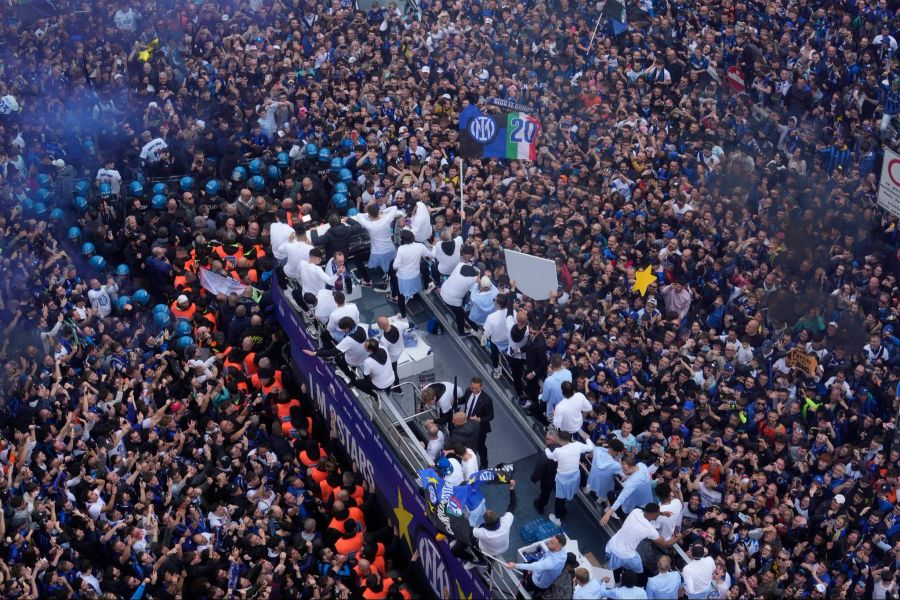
[273,281,491,600]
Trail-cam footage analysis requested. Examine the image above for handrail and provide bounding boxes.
[478,554,529,599]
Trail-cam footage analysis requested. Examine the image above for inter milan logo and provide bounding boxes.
[467,115,497,144]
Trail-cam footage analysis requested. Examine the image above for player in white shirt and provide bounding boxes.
[605,504,686,577]
[439,246,479,334]
[482,293,511,378]
[325,291,360,342]
[392,229,432,320]
[376,316,404,391]
[431,229,463,283]
[282,228,313,280]
[313,288,337,325]
[421,380,465,426]
[270,218,295,264]
[544,431,594,524]
[409,199,433,243]
[681,544,716,599]
[472,480,517,556]
[303,317,367,381]
[354,339,396,398]
[297,248,338,296]
[355,202,404,289]
[552,381,592,435]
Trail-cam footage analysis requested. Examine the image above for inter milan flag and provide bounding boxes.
[419,468,474,545]
[465,464,515,486]
[459,105,541,160]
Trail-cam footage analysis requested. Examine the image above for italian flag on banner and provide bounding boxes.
[504,112,541,160]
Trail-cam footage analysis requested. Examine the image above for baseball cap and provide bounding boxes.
[834,494,846,505]
[684,401,695,411]
[827,321,838,328]
[421,65,431,73]
[441,93,451,100]
[177,294,189,305]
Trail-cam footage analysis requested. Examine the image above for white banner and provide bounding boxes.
[878,147,900,219]
[503,249,558,301]
[199,268,247,297]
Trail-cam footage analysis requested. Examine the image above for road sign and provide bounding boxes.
[878,146,900,218]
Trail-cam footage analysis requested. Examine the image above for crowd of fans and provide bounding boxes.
[2,0,900,598]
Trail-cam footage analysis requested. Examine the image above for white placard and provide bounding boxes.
[878,147,900,219]
[503,249,558,301]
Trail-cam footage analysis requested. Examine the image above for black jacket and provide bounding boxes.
[312,219,365,259]
[525,334,549,378]
[457,390,494,433]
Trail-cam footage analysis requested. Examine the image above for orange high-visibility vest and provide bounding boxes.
[171,301,197,320]
[335,531,364,556]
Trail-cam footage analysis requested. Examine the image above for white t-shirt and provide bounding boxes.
[314,289,337,325]
[393,242,431,279]
[552,393,592,433]
[363,354,395,389]
[95,168,122,194]
[270,223,293,260]
[356,206,403,255]
[283,240,313,279]
[410,201,433,242]
[473,511,515,556]
[655,498,684,539]
[483,309,508,344]
[440,262,478,307]
[432,236,462,275]
[459,450,480,479]
[140,138,168,164]
[326,303,360,336]
[298,261,336,296]
[336,328,369,367]
[682,556,716,595]
[606,508,659,559]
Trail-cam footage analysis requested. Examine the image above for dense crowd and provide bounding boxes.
[2,0,900,598]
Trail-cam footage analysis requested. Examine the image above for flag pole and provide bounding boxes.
[588,8,604,54]
[459,158,465,224]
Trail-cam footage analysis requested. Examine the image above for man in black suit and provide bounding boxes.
[457,377,494,468]
[524,320,549,420]
[448,411,480,451]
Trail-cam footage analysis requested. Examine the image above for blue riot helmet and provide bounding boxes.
[204,179,220,195]
[151,194,166,210]
[153,312,171,329]
[67,226,81,240]
[331,193,348,209]
[117,296,132,311]
[33,202,47,216]
[249,158,264,174]
[318,148,331,162]
[20,198,33,214]
[339,168,353,182]
[98,182,112,198]
[249,175,266,191]
[152,303,170,316]
[305,143,318,158]
[50,208,64,222]
[334,182,348,195]
[89,255,106,270]
[35,188,51,203]
[133,289,150,305]
[330,157,343,171]
[115,264,130,276]
[179,176,195,191]
[340,138,354,152]
[81,242,95,256]
[231,166,247,182]
[72,196,88,211]
[267,165,280,180]
[128,180,144,197]
[152,182,167,195]
[36,173,51,189]
[175,335,194,350]
[174,319,193,337]
[276,151,290,167]
[347,207,359,217]
[74,180,90,196]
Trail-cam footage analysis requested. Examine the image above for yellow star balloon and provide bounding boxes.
[632,265,656,296]
[393,489,414,549]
